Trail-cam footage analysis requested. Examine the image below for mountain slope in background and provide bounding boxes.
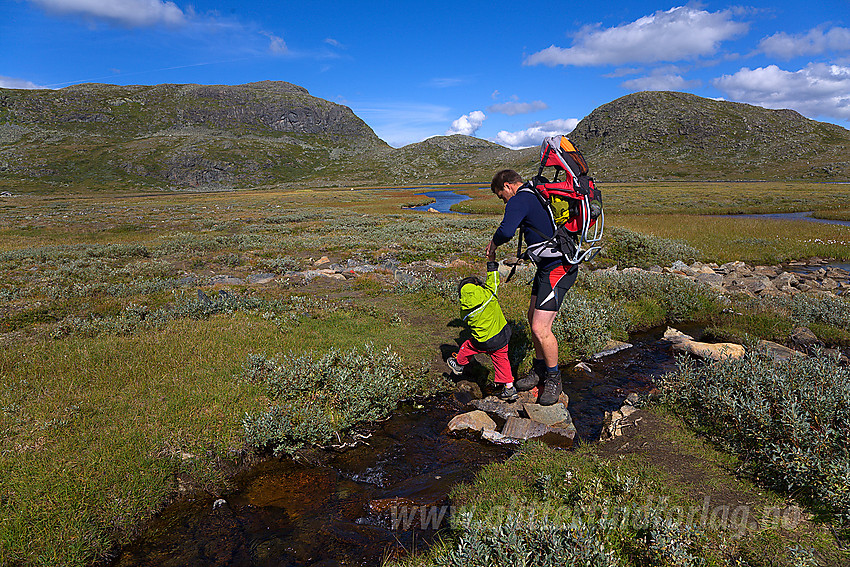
[1,84,848,191]
[569,91,850,181]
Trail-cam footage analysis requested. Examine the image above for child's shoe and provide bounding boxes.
[497,385,518,402]
[515,359,545,391]
[446,354,465,375]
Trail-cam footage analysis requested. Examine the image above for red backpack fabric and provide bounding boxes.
[521,136,604,265]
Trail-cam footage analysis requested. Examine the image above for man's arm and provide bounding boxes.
[492,192,530,247]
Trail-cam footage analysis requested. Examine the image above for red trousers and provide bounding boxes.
[456,340,514,384]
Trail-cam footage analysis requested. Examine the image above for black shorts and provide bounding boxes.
[531,261,578,312]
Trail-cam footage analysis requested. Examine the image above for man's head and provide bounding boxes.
[490,169,523,204]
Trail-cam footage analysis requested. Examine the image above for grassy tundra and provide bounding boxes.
[1,181,850,566]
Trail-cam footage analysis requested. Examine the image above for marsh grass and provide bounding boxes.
[611,214,850,264]
[4,182,850,566]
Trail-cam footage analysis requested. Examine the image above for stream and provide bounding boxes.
[110,327,681,566]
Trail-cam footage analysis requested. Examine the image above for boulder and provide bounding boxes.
[790,327,823,351]
[663,327,745,361]
[695,272,724,288]
[758,340,805,362]
[447,410,496,434]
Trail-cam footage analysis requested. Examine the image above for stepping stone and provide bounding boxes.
[469,397,521,421]
[447,410,495,434]
[501,417,575,448]
[523,402,573,428]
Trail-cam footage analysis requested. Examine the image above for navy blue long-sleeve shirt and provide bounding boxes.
[492,186,554,249]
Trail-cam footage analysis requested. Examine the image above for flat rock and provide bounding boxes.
[210,275,244,285]
[447,410,496,434]
[501,417,575,448]
[523,402,573,428]
[248,273,277,284]
[469,397,521,421]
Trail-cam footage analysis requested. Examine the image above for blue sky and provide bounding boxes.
[2,1,849,148]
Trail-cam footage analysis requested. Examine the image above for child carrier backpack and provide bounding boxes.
[518,135,604,265]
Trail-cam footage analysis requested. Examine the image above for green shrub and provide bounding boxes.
[433,454,704,567]
[553,293,628,358]
[600,227,702,269]
[660,350,850,523]
[240,344,431,454]
[580,270,727,325]
[782,294,850,331]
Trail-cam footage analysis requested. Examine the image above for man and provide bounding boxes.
[485,169,578,406]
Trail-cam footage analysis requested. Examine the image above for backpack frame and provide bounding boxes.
[520,136,604,265]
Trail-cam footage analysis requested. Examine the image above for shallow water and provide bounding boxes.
[712,211,850,227]
[409,190,472,213]
[111,328,680,566]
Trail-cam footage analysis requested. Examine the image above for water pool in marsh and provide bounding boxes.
[111,328,680,566]
[408,190,472,213]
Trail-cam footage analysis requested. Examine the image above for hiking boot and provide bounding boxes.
[537,370,562,406]
[515,359,545,391]
[497,385,518,402]
[446,354,465,376]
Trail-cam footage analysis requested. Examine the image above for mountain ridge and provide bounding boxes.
[1,83,848,190]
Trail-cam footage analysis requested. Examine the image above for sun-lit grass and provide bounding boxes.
[610,214,850,264]
[3,181,850,566]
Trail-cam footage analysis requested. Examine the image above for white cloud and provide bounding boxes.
[525,6,748,67]
[494,119,580,149]
[621,72,701,91]
[713,63,850,120]
[446,110,486,136]
[264,32,288,54]
[759,27,850,59]
[27,0,186,27]
[0,76,44,89]
[325,38,342,47]
[487,100,548,116]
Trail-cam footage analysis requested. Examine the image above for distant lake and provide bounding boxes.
[409,190,473,213]
[714,211,850,227]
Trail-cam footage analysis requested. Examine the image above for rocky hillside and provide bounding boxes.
[0,81,392,189]
[1,84,848,190]
[0,81,533,190]
[568,91,850,181]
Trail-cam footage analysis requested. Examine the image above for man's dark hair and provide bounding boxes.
[490,169,523,194]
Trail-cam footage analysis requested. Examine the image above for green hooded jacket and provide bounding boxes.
[460,262,510,350]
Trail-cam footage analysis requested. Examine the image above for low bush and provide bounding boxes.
[432,446,706,567]
[552,293,628,358]
[240,344,431,454]
[660,350,850,524]
[580,269,727,325]
[600,227,702,269]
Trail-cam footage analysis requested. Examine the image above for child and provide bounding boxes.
[447,260,516,401]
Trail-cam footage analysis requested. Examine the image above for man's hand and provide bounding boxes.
[485,239,497,262]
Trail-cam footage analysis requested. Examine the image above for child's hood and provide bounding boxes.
[459,282,493,311]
